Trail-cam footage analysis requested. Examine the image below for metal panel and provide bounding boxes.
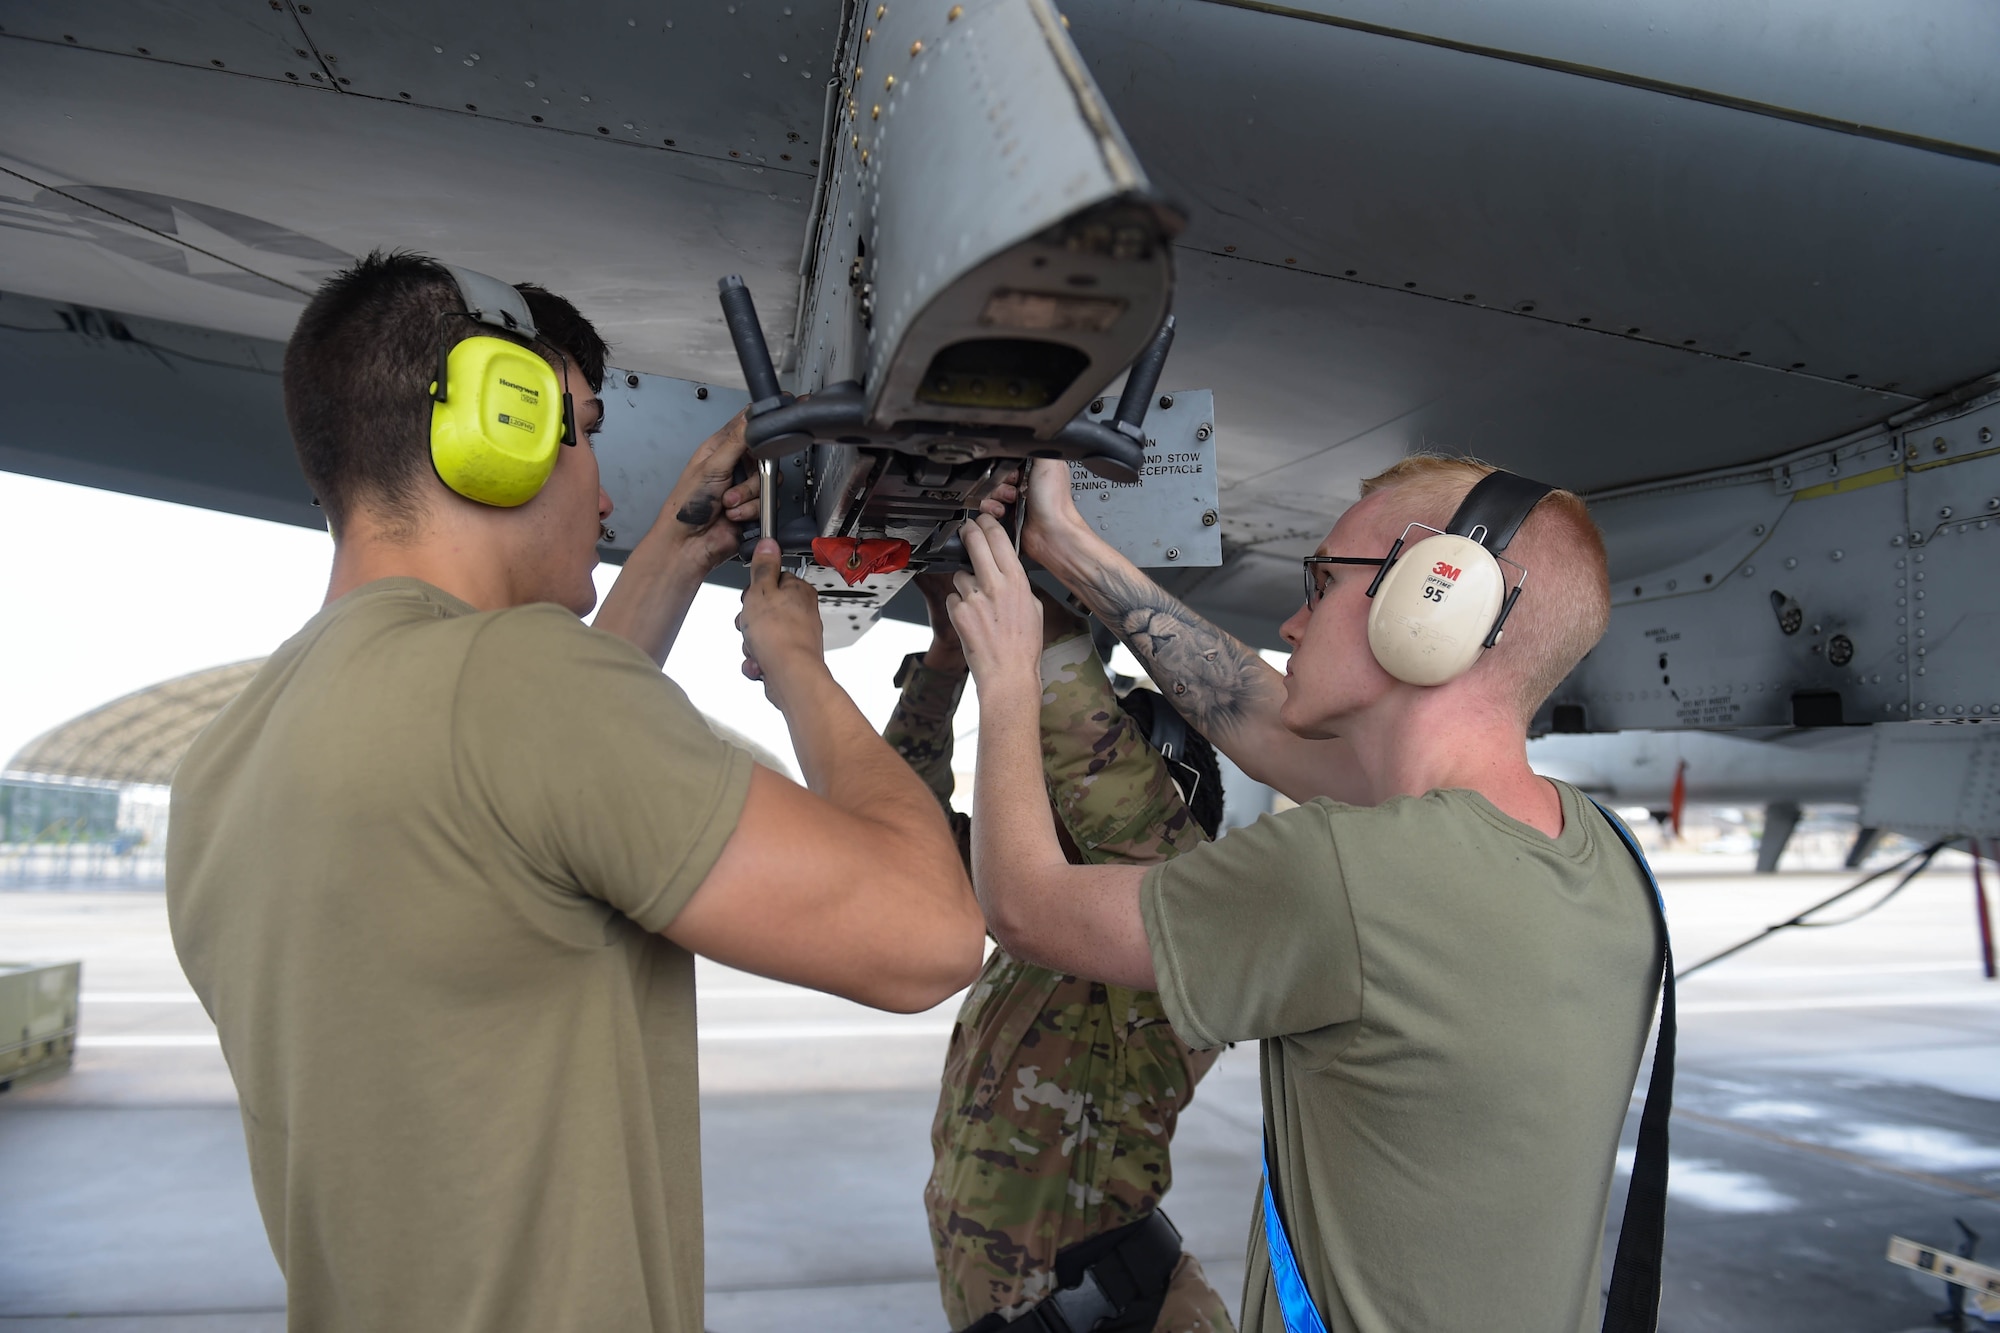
[1067,0,2000,402]
[0,41,812,378]
[1167,0,2000,158]
[0,2,323,84]
[1860,724,2000,841]
[0,961,80,1092]
[1068,390,1220,568]
[1548,385,2000,734]
[0,291,310,528]
[290,0,840,164]
[591,371,752,556]
[796,564,916,649]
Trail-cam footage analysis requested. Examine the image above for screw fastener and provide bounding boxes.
[1165,548,1181,561]
[1195,423,1212,441]
[1201,510,1218,527]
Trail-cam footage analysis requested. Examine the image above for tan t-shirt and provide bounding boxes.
[1141,781,1658,1333]
[167,578,753,1333]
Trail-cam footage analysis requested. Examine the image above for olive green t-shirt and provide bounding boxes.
[167,578,754,1333]
[1140,781,1657,1333]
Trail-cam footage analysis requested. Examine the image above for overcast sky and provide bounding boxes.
[0,471,953,792]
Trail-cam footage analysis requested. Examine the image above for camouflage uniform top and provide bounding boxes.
[888,634,1226,1329]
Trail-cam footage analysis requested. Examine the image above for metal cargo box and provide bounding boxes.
[0,961,80,1091]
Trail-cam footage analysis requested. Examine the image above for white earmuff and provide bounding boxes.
[1366,532,1508,686]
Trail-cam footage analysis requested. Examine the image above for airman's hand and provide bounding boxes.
[737,539,825,711]
[1017,458,1090,569]
[945,515,1044,701]
[647,410,766,572]
[973,465,1022,521]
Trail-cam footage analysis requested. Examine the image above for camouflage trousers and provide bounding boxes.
[1155,1251,1233,1333]
[954,1247,1232,1333]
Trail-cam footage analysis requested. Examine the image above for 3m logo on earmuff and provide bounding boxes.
[1365,470,1556,687]
[1418,559,1463,604]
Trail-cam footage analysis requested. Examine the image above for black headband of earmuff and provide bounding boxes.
[1364,468,1559,601]
[1444,470,1557,555]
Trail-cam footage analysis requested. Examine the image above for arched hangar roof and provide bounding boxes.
[6,658,793,787]
[6,659,265,788]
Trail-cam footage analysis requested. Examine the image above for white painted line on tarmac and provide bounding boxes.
[78,1034,219,1047]
[1681,989,2000,1016]
[1687,963,1990,981]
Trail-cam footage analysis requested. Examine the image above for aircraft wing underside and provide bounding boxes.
[3,1,1997,809]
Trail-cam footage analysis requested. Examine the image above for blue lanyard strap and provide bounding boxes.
[1261,1135,1330,1333]
[1258,799,1673,1333]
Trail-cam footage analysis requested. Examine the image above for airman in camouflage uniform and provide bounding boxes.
[884,578,1234,1333]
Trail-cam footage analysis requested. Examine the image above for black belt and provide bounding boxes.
[956,1210,1183,1333]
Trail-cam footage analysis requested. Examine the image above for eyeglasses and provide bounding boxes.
[1301,555,1389,608]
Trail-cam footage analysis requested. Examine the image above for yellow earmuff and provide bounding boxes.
[426,263,576,508]
[429,336,567,507]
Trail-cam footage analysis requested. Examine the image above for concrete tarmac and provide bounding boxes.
[2,849,1997,1331]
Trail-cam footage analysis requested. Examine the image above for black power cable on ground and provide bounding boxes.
[1675,839,1952,982]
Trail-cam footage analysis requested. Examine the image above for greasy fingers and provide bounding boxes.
[673,413,744,518]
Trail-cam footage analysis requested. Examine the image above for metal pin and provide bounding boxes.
[949,3,963,17]
[759,459,776,545]
[884,74,895,89]
[910,39,923,55]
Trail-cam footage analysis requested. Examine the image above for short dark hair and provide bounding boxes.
[283,250,610,536]
[515,283,608,396]
[1117,688,1225,840]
